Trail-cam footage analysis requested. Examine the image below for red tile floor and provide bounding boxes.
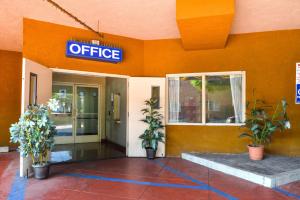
[1,152,300,200]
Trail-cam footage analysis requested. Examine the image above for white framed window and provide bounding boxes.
[166,71,246,126]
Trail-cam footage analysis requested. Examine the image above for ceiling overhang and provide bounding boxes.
[176,0,235,50]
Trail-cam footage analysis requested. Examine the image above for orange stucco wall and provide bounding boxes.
[144,30,300,156]
[176,0,234,49]
[0,50,22,147]
[23,18,144,76]
[1,19,300,157]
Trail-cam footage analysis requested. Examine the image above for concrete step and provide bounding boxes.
[182,152,300,188]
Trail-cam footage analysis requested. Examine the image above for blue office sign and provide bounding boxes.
[296,63,300,104]
[296,84,300,104]
[66,41,123,63]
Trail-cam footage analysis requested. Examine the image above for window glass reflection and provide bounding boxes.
[76,87,98,136]
[51,85,73,136]
[168,76,202,123]
[206,75,243,123]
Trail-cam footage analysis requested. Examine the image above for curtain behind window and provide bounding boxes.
[230,75,243,123]
[168,78,180,122]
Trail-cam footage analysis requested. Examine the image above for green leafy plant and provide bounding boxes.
[10,100,58,166]
[239,97,291,147]
[189,76,231,92]
[139,98,165,150]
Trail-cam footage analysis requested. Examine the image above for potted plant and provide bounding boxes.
[139,98,165,159]
[239,98,291,160]
[10,99,58,179]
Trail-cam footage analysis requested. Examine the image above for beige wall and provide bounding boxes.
[22,59,53,112]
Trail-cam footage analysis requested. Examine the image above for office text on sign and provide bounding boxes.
[66,41,123,63]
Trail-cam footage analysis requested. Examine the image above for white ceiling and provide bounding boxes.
[1,0,300,52]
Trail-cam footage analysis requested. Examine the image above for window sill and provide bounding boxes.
[166,123,245,127]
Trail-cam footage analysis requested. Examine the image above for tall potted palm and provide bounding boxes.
[10,99,58,179]
[139,98,165,159]
[239,98,291,160]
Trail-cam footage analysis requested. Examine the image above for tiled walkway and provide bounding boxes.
[1,152,300,200]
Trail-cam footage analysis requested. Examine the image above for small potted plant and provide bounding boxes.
[239,97,291,160]
[10,99,58,179]
[139,98,165,159]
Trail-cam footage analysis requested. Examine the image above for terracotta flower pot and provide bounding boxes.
[247,145,264,160]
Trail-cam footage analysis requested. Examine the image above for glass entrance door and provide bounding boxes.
[52,83,100,144]
[51,84,74,144]
[75,85,100,143]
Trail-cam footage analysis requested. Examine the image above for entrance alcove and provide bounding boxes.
[19,58,166,177]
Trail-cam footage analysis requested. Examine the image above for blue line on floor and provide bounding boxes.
[155,159,206,186]
[7,171,27,200]
[155,160,238,200]
[64,173,209,190]
[274,187,300,199]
